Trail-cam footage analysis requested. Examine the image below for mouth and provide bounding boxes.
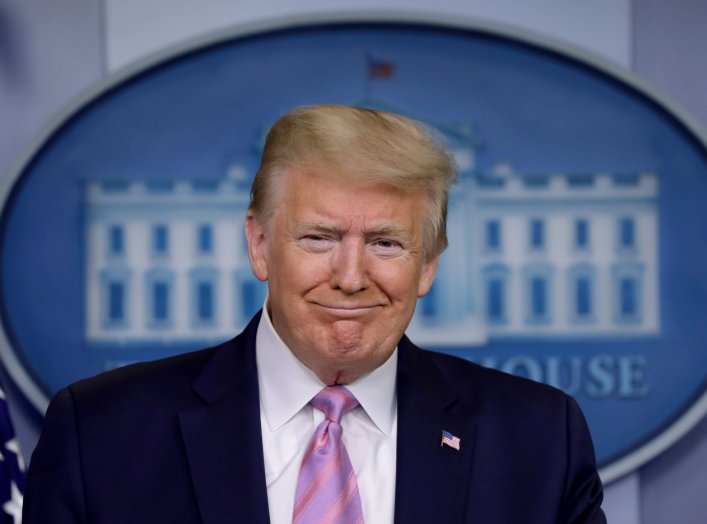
[311,302,382,317]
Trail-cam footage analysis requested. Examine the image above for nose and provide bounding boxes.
[331,239,370,294]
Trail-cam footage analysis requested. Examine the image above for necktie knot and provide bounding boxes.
[311,386,358,425]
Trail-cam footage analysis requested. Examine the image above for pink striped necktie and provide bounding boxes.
[292,386,364,524]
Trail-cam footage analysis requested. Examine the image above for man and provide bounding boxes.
[24,105,605,523]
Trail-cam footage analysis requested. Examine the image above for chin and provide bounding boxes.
[315,349,368,375]
[329,366,366,386]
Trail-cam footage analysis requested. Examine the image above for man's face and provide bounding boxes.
[246,168,438,385]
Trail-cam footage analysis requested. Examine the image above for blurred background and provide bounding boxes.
[1,1,706,521]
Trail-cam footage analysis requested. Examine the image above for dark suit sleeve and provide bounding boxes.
[23,388,88,523]
[560,396,606,524]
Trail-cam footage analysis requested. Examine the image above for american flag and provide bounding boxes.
[0,386,24,524]
[441,430,461,451]
[367,56,395,79]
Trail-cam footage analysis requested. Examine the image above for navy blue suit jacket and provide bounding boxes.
[24,313,605,523]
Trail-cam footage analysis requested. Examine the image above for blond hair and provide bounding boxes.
[249,104,457,257]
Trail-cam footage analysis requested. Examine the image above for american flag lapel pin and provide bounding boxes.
[441,430,461,451]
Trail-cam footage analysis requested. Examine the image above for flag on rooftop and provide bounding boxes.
[367,55,395,79]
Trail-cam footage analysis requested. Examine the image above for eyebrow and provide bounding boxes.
[365,223,411,239]
[297,222,341,235]
[297,221,413,242]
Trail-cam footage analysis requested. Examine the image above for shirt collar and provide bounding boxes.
[255,301,397,436]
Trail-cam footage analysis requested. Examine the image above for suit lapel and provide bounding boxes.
[178,314,271,524]
[394,337,476,523]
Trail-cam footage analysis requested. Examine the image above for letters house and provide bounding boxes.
[83,118,659,348]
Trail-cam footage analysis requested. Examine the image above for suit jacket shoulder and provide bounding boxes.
[69,344,218,414]
[395,337,606,524]
[24,314,270,524]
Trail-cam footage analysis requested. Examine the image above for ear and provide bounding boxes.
[417,256,439,297]
[245,210,269,282]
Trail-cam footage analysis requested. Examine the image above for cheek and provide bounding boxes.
[376,263,422,301]
[272,251,331,292]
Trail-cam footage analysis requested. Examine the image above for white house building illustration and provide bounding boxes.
[84,167,265,344]
[83,116,660,346]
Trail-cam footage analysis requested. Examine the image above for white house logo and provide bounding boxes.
[84,128,660,348]
[1,18,705,483]
[84,171,262,347]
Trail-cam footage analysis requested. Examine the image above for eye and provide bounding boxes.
[375,239,396,248]
[299,234,335,252]
[371,238,403,256]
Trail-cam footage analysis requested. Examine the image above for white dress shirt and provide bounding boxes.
[256,305,398,524]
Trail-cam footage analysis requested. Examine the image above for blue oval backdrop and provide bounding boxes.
[2,20,707,480]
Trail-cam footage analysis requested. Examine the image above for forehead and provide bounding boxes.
[278,168,425,221]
